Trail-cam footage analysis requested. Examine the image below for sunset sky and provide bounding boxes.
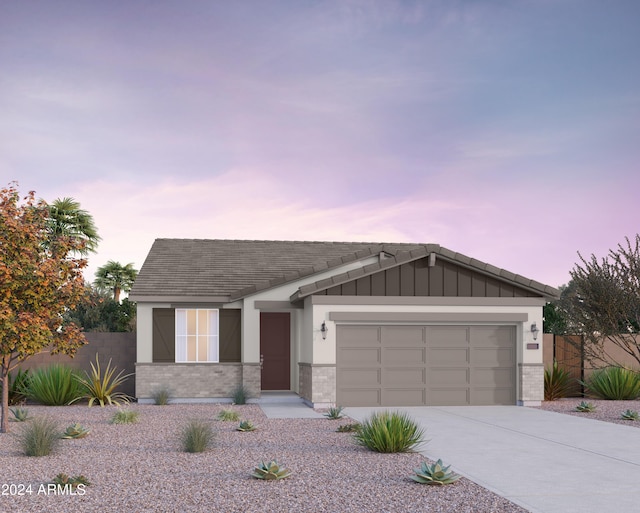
[2,0,639,289]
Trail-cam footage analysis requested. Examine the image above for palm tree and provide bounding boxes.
[94,261,138,302]
[46,197,101,254]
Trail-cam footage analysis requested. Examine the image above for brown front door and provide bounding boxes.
[260,312,291,390]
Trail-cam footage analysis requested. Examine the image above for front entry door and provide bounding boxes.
[260,312,291,390]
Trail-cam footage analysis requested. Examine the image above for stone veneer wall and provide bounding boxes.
[136,363,260,400]
[518,363,544,406]
[298,363,336,406]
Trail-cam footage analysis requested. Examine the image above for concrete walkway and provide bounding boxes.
[256,391,324,419]
[344,406,640,513]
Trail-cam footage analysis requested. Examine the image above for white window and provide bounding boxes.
[175,309,219,362]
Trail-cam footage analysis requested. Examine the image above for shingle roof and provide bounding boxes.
[129,238,559,301]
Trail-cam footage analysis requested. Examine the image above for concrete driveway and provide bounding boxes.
[344,405,640,513]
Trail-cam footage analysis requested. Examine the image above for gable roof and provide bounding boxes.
[130,238,559,302]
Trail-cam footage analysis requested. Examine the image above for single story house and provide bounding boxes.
[130,239,558,407]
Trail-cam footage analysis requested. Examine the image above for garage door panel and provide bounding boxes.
[381,326,424,346]
[339,348,381,365]
[474,367,514,387]
[384,388,425,406]
[340,389,381,406]
[429,348,469,365]
[339,368,381,386]
[385,367,425,386]
[473,347,514,366]
[384,347,425,365]
[428,326,469,344]
[473,387,514,405]
[429,388,470,406]
[428,367,469,386]
[339,326,380,346]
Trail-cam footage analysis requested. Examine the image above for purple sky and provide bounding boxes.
[2,1,639,289]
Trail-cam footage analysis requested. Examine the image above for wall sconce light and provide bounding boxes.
[531,322,540,341]
[320,321,328,340]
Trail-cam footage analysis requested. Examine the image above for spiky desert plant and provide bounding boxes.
[621,409,639,421]
[217,408,240,422]
[581,367,640,400]
[3,369,30,405]
[251,460,292,480]
[18,416,61,456]
[110,407,139,424]
[9,407,30,422]
[575,401,597,412]
[544,360,575,401]
[22,364,83,406]
[231,385,248,405]
[181,420,215,453]
[151,386,172,406]
[237,420,257,432]
[52,473,90,490]
[73,354,133,407]
[353,410,426,453]
[411,459,461,486]
[62,423,91,439]
[336,422,361,433]
[324,405,344,420]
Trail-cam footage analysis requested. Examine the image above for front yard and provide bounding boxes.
[0,404,526,513]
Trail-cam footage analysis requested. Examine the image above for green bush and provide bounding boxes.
[110,408,139,425]
[231,385,248,405]
[18,416,61,456]
[73,354,133,407]
[352,410,425,453]
[544,360,575,401]
[151,386,172,405]
[181,420,215,453]
[217,408,240,421]
[22,365,83,406]
[324,405,344,420]
[581,366,640,400]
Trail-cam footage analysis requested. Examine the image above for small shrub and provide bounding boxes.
[581,367,640,400]
[10,407,30,422]
[411,459,461,486]
[353,410,426,453]
[217,408,240,422]
[231,385,248,405]
[251,460,292,480]
[22,365,83,406]
[544,360,574,401]
[181,420,215,453]
[73,354,133,407]
[62,423,91,439]
[51,473,90,490]
[237,420,257,432]
[575,401,596,412]
[621,409,639,421]
[151,386,172,406]
[18,416,61,456]
[110,407,139,424]
[324,405,344,420]
[336,422,360,433]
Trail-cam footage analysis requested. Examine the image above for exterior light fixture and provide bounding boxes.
[531,322,540,341]
[320,321,328,340]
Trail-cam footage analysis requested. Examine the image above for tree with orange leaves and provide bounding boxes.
[0,183,88,433]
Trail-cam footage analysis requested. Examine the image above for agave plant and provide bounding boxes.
[336,422,360,433]
[621,409,639,421]
[324,405,344,420]
[237,420,257,432]
[411,459,461,486]
[575,401,596,412]
[544,360,575,401]
[251,460,292,480]
[73,354,133,407]
[52,473,90,490]
[62,423,91,439]
[9,407,30,422]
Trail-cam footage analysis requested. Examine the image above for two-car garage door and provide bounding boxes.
[337,324,516,406]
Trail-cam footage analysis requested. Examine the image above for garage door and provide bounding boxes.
[337,325,516,406]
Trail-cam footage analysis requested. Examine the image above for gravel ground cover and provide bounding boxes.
[538,398,640,427]
[0,403,527,513]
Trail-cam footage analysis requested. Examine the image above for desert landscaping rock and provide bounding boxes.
[0,404,526,513]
